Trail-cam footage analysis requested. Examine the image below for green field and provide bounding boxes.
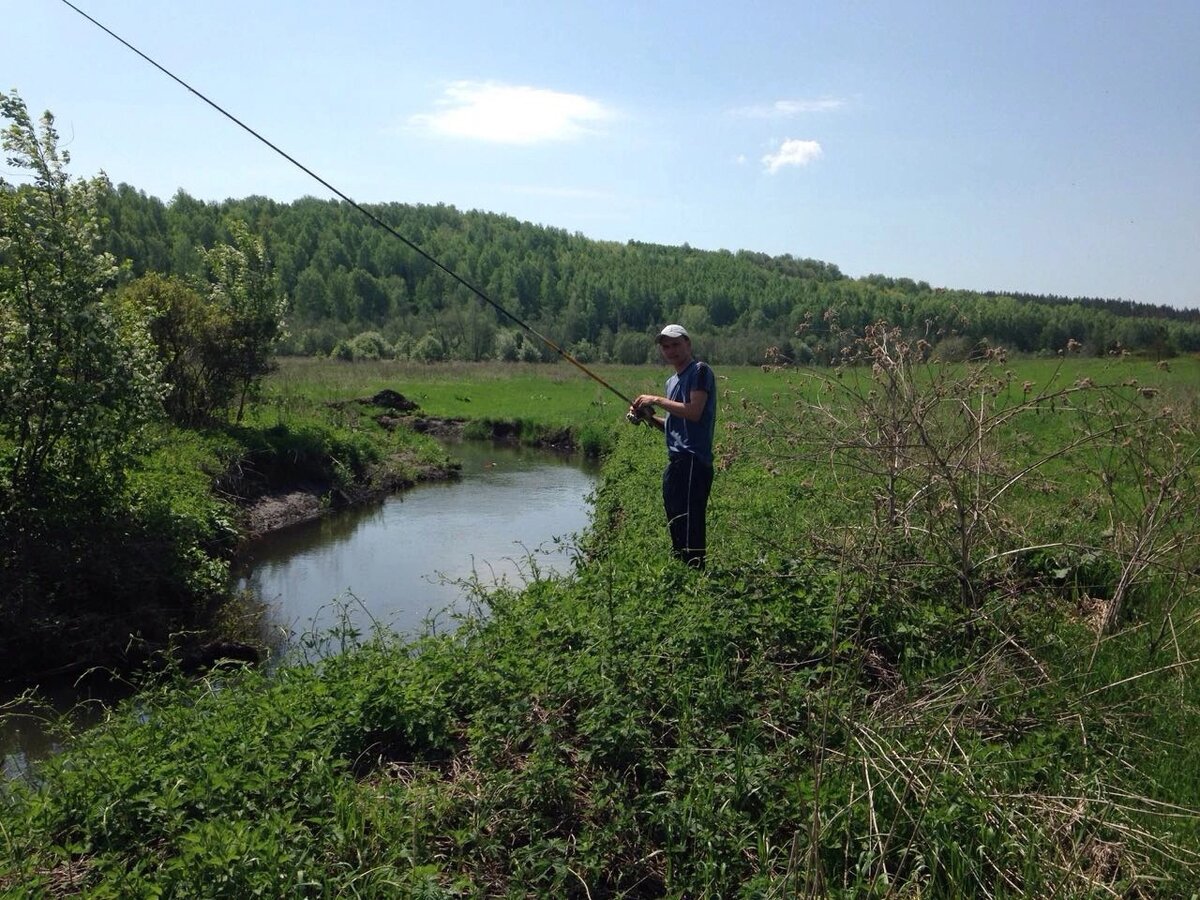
[266,351,1198,411]
[3,350,1199,896]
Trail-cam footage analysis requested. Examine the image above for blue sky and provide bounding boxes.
[6,0,1198,309]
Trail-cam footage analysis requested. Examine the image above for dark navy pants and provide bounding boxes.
[662,453,714,569]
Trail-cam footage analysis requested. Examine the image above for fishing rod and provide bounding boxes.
[58,0,643,414]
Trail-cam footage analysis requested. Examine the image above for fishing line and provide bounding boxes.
[57,0,639,409]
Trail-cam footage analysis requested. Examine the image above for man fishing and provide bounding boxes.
[629,324,717,570]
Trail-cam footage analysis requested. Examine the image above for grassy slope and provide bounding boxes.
[1,356,1198,897]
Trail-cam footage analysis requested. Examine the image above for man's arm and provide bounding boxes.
[632,389,708,423]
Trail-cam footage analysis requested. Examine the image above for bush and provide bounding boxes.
[390,332,414,360]
[517,339,544,363]
[494,329,522,362]
[412,332,447,363]
[570,339,598,363]
[612,331,653,364]
[331,331,393,362]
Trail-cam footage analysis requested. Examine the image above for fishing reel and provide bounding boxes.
[626,404,655,426]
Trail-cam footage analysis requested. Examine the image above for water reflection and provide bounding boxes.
[233,439,599,649]
[1,681,116,783]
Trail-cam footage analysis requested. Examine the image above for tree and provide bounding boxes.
[200,220,288,422]
[52,184,1200,360]
[0,91,160,512]
[351,267,389,322]
[612,331,652,364]
[292,267,329,320]
[116,273,226,425]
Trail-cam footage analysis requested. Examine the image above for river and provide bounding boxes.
[234,439,600,649]
[1,440,599,780]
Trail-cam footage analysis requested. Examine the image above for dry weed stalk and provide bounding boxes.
[758,321,1199,643]
[804,641,1193,896]
[750,321,1200,894]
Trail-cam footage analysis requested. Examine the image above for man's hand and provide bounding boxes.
[626,402,656,425]
[632,394,659,412]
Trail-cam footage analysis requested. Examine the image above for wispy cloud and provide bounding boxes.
[734,97,845,118]
[762,139,823,173]
[411,81,613,144]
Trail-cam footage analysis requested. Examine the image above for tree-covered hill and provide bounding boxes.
[99,185,1200,364]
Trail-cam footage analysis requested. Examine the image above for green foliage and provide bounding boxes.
[611,330,654,364]
[569,338,598,363]
[412,332,447,363]
[0,92,168,663]
[493,327,546,362]
[199,219,288,423]
[0,425,240,681]
[116,273,228,424]
[125,428,241,589]
[0,99,302,683]
[112,227,288,428]
[0,91,161,512]
[228,420,379,496]
[331,330,393,362]
[493,327,522,361]
[93,189,1200,367]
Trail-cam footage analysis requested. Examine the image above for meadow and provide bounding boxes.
[2,346,1198,897]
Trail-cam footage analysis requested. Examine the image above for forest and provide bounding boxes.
[98,184,1200,366]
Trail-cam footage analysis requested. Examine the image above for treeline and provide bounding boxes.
[99,185,1200,365]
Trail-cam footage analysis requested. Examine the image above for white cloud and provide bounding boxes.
[411,81,612,144]
[762,139,823,173]
[735,98,844,118]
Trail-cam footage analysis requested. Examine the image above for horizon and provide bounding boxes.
[6,1,1199,310]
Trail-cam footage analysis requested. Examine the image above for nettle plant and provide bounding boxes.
[764,321,1198,638]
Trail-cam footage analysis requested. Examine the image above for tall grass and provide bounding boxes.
[2,347,1198,896]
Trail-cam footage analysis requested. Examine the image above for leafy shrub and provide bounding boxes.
[412,332,447,363]
[389,331,414,360]
[494,328,522,362]
[569,339,598,363]
[517,339,544,363]
[331,330,394,361]
[611,331,653,364]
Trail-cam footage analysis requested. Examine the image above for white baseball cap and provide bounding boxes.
[656,324,690,343]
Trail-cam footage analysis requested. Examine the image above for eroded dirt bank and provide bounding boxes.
[239,389,580,539]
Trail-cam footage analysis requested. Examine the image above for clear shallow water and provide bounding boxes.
[2,441,598,780]
[235,438,599,646]
[1,685,111,782]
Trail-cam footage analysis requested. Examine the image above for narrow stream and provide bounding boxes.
[1,440,599,780]
[234,439,599,647]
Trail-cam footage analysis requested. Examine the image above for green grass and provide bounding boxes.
[3,352,1199,896]
[265,356,792,426]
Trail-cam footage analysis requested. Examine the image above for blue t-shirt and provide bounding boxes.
[664,360,717,466]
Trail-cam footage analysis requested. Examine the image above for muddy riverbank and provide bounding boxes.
[240,402,582,540]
